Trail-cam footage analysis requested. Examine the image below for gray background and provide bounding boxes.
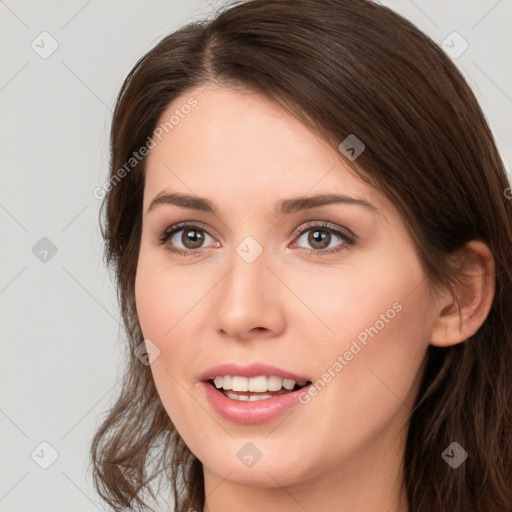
[1,1,511,511]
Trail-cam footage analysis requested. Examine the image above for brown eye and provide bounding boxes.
[293,222,356,256]
[308,229,331,249]
[181,228,205,249]
[157,223,218,255]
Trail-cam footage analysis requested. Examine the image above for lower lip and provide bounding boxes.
[201,381,310,425]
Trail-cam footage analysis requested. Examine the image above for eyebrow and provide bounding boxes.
[146,191,379,216]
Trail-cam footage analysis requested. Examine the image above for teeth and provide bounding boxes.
[213,375,304,393]
[282,378,295,390]
[225,391,274,401]
[232,376,249,392]
[267,376,282,392]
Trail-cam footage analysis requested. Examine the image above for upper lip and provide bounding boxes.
[199,362,311,383]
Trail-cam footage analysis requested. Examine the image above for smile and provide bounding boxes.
[211,375,310,401]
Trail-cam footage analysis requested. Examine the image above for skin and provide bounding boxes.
[134,84,495,512]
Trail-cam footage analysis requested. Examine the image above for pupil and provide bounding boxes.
[309,230,330,249]
[183,229,204,248]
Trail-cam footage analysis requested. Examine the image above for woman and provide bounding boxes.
[90,0,512,510]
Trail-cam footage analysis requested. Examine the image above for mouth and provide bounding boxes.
[206,375,312,402]
[200,364,314,424]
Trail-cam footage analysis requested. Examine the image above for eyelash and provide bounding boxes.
[155,221,358,257]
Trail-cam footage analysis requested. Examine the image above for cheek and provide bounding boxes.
[292,251,431,443]
[135,268,202,388]
[134,248,211,340]
[134,253,214,427]
[285,247,428,356]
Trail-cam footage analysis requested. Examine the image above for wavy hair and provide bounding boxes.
[90,0,512,510]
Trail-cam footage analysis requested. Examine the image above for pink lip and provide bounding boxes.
[201,381,312,425]
[198,362,312,425]
[198,362,310,382]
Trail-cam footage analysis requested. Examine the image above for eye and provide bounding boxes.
[156,222,219,256]
[155,221,357,258]
[292,222,356,255]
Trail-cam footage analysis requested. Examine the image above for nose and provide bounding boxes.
[214,244,286,341]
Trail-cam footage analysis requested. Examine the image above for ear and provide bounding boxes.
[429,240,495,347]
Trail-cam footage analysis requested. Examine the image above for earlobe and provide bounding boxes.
[429,240,496,348]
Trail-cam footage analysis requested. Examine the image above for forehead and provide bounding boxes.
[143,85,384,216]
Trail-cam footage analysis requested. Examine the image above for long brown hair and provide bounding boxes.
[90,1,512,510]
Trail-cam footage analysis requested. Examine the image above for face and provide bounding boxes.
[135,85,436,491]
